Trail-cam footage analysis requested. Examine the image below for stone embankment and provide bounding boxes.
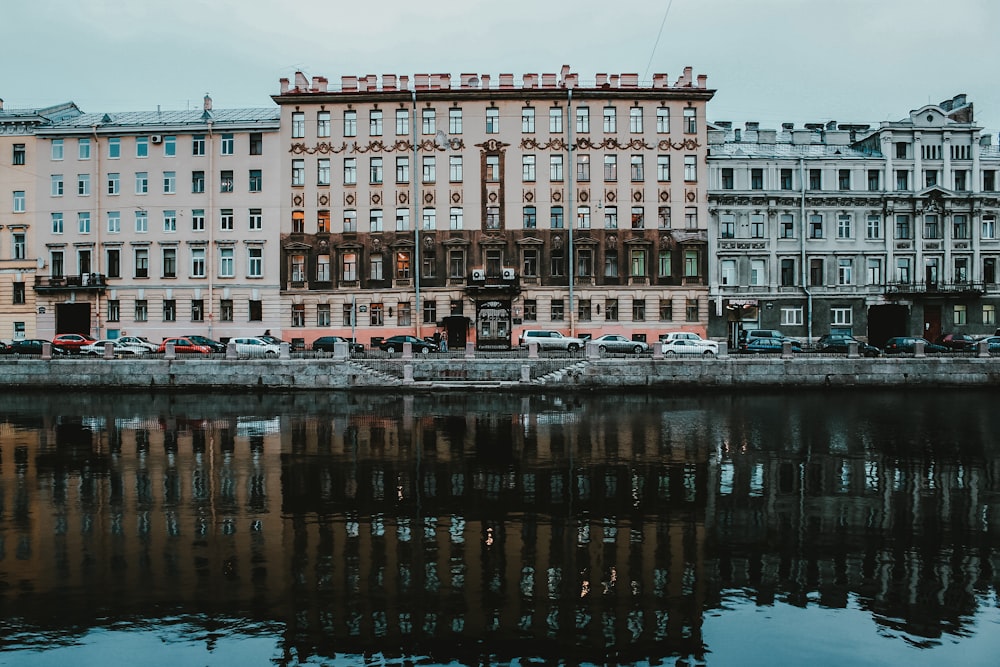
[1,342,998,391]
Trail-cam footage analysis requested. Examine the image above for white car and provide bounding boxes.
[80,339,152,356]
[116,335,159,352]
[229,336,281,357]
[661,338,719,356]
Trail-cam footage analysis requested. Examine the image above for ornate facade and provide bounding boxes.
[273,66,714,350]
[707,95,1000,346]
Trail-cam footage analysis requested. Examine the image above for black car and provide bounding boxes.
[814,334,881,357]
[883,336,949,354]
[379,335,437,354]
[3,339,66,355]
[182,334,227,353]
[312,336,364,353]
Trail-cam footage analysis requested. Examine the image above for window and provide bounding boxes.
[750,213,764,238]
[77,212,91,234]
[161,170,175,194]
[77,173,90,196]
[656,206,671,229]
[720,259,737,285]
[721,168,734,189]
[832,307,853,326]
[867,258,882,285]
[449,156,462,182]
[485,206,500,229]
[684,155,696,181]
[101,211,120,234]
[220,209,234,231]
[550,249,564,277]
[750,259,766,286]
[291,160,305,187]
[601,298,618,321]
[344,110,357,137]
[629,107,643,133]
[683,107,696,133]
[604,206,618,229]
[370,209,383,232]
[659,299,673,321]
[396,207,410,231]
[219,299,234,321]
[809,214,823,239]
[395,109,408,135]
[895,214,911,239]
[985,304,996,326]
[395,250,411,279]
[685,298,699,322]
[315,209,328,232]
[838,169,851,190]
[449,207,463,230]
[656,107,669,133]
[657,155,670,181]
[369,157,383,184]
[809,258,824,286]
[291,254,305,282]
[631,206,644,229]
[605,250,618,278]
[577,205,591,229]
[135,300,148,322]
[720,213,735,238]
[191,299,205,322]
[341,252,357,281]
[837,213,852,239]
[485,107,499,134]
[866,214,882,239]
[630,248,646,277]
[750,168,763,189]
[162,210,176,232]
[315,158,331,186]
[249,300,263,321]
[578,299,591,321]
[51,139,64,160]
[550,155,563,182]
[448,249,465,278]
[162,247,177,277]
[549,107,563,133]
[247,246,263,277]
[135,209,147,233]
[52,174,64,196]
[923,214,940,239]
[369,109,383,136]
[369,302,384,327]
[192,209,205,231]
[316,254,330,281]
[779,213,794,238]
[522,248,538,276]
[985,170,996,192]
[78,138,91,160]
[632,298,646,321]
[953,214,969,240]
[896,257,911,284]
[550,299,565,321]
[292,112,305,138]
[343,209,357,232]
[449,107,462,134]
[867,170,881,191]
[192,135,205,156]
[317,111,331,137]
[895,170,909,191]
[106,299,119,321]
[781,307,803,326]
[13,143,26,165]
[523,205,536,229]
[396,156,409,183]
[809,169,821,190]
[422,109,435,135]
[780,258,796,286]
[485,155,500,182]
[219,247,234,277]
[576,106,590,133]
[51,212,64,234]
[983,215,996,239]
[837,258,853,285]
[220,169,234,192]
[162,299,177,322]
[954,257,969,284]
[780,169,793,190]
[249,169,263,192]
[520,155,536,182]
[684,249,700,278]
[188,169,204,193]
[630,155,644,181]
[551,206,564,229]
[12,190,25,213]
[895,142,908,159]
[577,154,590,182]
[344,158,357,185]
[603,105,617,133]
[135,248,149,278]
[422,156,435,183]
[12,232,25,259]
[604,154,617,181]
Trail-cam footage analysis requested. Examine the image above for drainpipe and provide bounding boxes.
[567,88,575,336]
[799,158,813,342]
[207,120,215,339]
[412,90,421,338]
[93,124,102,338]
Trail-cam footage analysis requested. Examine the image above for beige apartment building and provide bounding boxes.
[0,100,82,341]
[272,66,714,350]
[31,97,281,343]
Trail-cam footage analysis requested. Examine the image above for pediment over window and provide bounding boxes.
[515,236,545,246]
[283,241,313,251]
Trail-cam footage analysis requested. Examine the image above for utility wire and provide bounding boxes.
[643,0,674,83]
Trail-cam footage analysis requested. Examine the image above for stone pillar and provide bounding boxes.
[914,339,926,358]
[226,342,238,359]
[520,365,532,383]
[464,342,475,358]
[403,364,414,384]
[403,342,413,359]
[103,342,115,359]
[280,342,291,359]
[847,340,859,358]
[978,339,990,358]
[165,342,176,360]
[586,341,599,359]
[41,342,52,360]
[717,341,729,358]
[528,341,539,359]
[781,340,793,358]
[334,341,348,359]
[652,340,664,359]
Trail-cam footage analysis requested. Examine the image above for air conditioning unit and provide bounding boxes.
[471,269,485,281]
[502,267,516,280]
[150,135,163,144]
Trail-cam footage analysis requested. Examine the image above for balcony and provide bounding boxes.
[33,273,108,293]
[885,281,983,297]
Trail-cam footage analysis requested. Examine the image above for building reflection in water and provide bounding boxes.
[0,391,997,665]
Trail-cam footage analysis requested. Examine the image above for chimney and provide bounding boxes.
[734,128,741,142]
[203,94,212,111]
[0,98,4,111]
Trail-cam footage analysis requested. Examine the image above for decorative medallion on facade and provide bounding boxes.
[605,190,617,203]
[292,193,305,207]
[579,190,589,202]
[551,190,563,203]
[344,192,356,206]
[523,190,534,203]
[658,190,670,202]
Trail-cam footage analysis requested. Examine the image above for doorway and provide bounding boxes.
[923,304,941,342]
[867,304,908,348]
[56,302,91,336]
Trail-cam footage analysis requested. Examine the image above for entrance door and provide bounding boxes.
[923,304,942,342]
[867,304,908,348]
[56,302,91,336]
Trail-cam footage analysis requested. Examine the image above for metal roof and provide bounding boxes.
[47,107,279,130]
[710,141,871,159]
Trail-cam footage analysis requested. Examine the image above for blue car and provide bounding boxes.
[739,338,803,354]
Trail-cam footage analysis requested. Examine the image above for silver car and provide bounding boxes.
[590,334,649,354]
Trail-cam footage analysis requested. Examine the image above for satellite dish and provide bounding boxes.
[434,130,448,148]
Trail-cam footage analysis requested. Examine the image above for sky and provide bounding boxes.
[4,0,1000,138]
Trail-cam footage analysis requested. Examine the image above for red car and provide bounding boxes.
[156,337,212,354]
[52,333,97,353]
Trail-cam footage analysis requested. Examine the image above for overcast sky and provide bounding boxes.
[5,0,1000,138]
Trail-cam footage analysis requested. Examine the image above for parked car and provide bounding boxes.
[739,338,803,354]
[181,334,227,353]
[882,337,949,354]
[518,329,586,352]
[312,336,364,353]
[814,334,881,357]
[662,339,718,356]
[591,334,649,354]
[2,339,65,355]
[52,333,97,353]
[229,336,281,357]
[115,335,158,352]
[660,331,719,353]
[80,338,152,356]
[380,335,437,354]
[157,337,212,354]
[737,329,801,351]
[979,336,1000,352]
[935,333,978,351]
